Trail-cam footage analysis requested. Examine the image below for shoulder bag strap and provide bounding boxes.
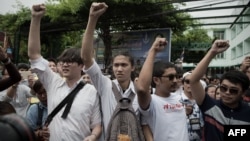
[36,103,43,129]
[45,81,85,126]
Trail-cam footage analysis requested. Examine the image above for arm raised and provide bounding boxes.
[135,37,167,110]
[189,40,229,105]
[81,2,108,69]
[28,4,46,60]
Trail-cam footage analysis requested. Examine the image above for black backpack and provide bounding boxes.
[105,82,145,141]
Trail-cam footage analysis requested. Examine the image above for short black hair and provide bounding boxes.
[57,48,83,65]
[48,58,57,65]
[220,70,249,92]
[32,80,43,93]
[152,60,176,87]
[17,63,30,71]
[153,60,175,77]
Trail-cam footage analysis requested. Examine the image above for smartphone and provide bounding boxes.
[20,71,32,80]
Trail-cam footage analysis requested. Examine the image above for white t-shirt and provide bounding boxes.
[140,93,189,141]
[30,57,101,141]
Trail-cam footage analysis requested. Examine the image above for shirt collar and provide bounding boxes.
[113,79,136,95]
[57,78,84,88]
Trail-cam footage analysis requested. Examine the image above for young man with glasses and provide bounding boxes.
[135,37,189,141]
[27,4,101,141]
[189,40,250,141]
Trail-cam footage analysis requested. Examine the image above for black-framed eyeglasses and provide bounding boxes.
[160,74,177,81]
[61,61,74,66]
[219,85,240,95]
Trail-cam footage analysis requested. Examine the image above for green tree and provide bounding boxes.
[171,27,212,63]
[0,0,194,67]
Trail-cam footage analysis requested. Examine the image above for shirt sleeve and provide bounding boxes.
[90,88,101,129]
[29,57,61,93]
[83,61,111,96]
[199,94,216,113]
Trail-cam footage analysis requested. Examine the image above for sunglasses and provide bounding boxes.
[160,74,177,81]
[219,85,240,95]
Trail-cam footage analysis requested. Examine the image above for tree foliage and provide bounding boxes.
[0,0,194,66]
[171,27,212,63]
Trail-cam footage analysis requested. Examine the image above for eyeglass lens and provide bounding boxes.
[219,85,239,95]
[161,74,177,80]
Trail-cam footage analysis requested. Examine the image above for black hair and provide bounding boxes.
[48,58,57,65]
[112,51,135,67]
[57,48,83,65]
[152,60,176,87]
[32,80,44,94]
[220,70,249,92]
[112,51,135,80]
[17,63,30,71]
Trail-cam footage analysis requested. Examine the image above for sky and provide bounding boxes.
[1,0,47,14]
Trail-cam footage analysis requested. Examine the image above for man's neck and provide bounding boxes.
[66,76,82,88]
[117,79,131,91]
[155,89,171,98]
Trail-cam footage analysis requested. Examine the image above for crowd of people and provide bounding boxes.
[0,2,250,141]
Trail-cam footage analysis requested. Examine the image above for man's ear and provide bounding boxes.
[153,76,160,86]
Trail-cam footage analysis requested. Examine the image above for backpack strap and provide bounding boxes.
[106,82,145,141]
[45,81,85,126]
[36,103,43,130]
[111,82,123,102]
[111,81,135,104]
